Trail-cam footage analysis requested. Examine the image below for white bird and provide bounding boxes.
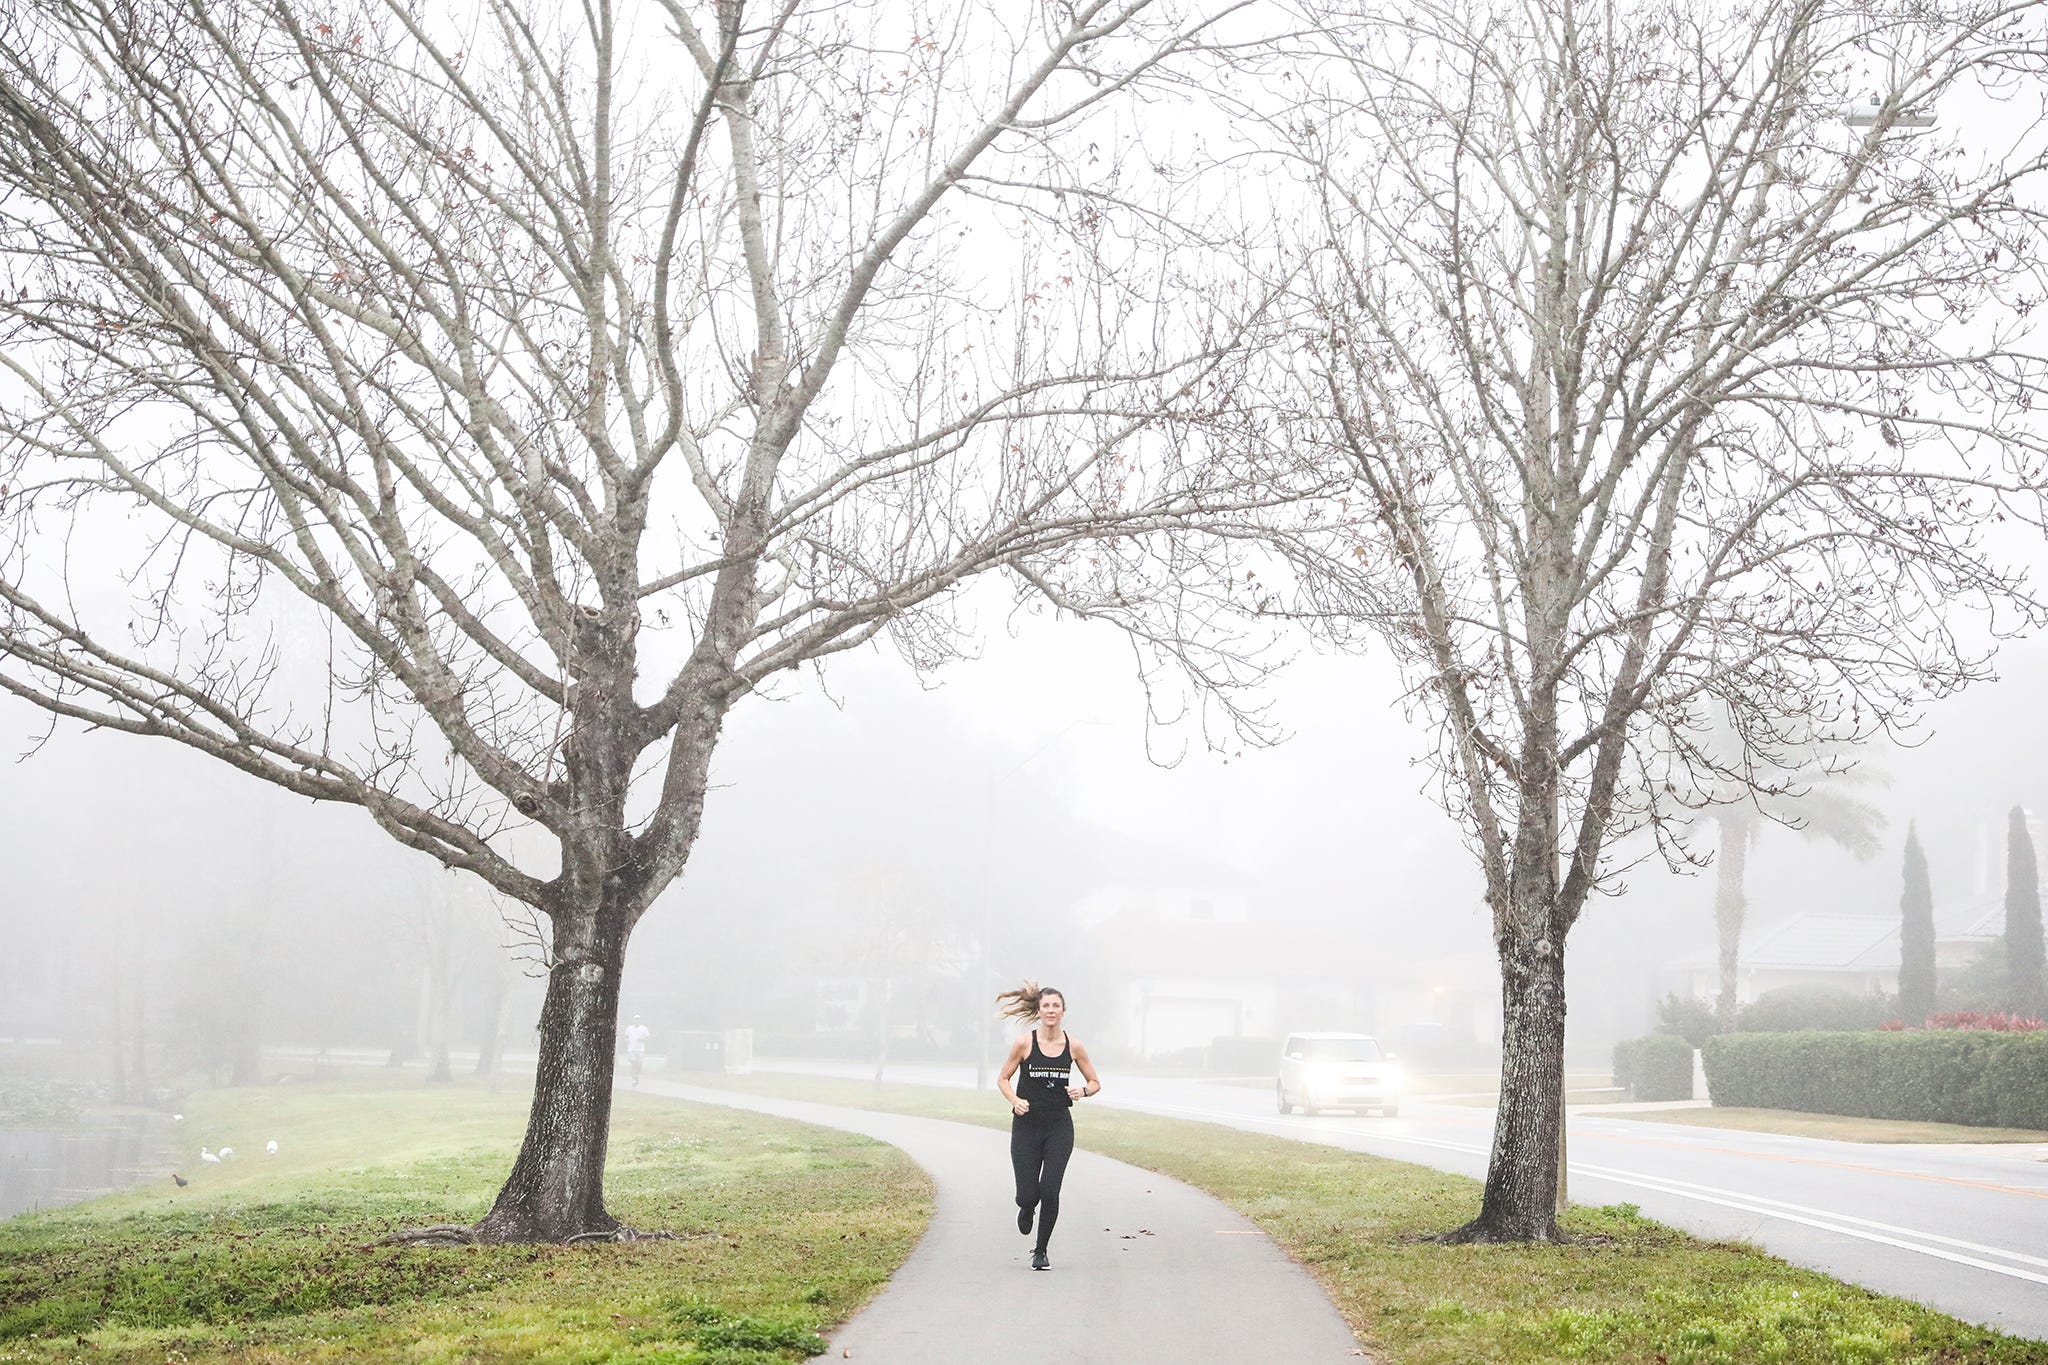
[200,1147,221,1164]
[218,1146,234,1159]
[173,1113,184,1123]
[265,1140,278,1156]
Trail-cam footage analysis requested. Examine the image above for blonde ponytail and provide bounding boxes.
[995,979,1064,1021]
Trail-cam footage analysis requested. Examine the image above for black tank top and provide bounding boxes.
[1021,1030,1075,1113]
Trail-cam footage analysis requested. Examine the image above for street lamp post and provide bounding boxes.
[972,719,1110,1090]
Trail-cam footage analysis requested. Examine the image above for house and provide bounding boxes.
[1659,889,2018,1004]
[1075,882,1497,1059]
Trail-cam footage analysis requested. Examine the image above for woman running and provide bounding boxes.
[995,980,1101,1270]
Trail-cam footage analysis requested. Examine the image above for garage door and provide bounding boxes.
[1141,998,1241,1057]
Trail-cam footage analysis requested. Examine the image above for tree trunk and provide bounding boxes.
[474,956,508,1081]
[873,977,891,1086]
[110,956,130,1105]
[228,999,263,1086]
[1713,812,1751,1031]
[129,966,150,1102]
[473,921,626,1242]
[387,964,420,1067]
[426,890,454,1085]
[1445,932,1566,1243]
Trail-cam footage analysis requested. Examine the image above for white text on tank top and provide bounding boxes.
[1025,1032,1072,1102]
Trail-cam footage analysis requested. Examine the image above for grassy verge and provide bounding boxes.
[683,1072,2048,1365]
[0,1074,930,1365]
[1599,1106,2048,1145]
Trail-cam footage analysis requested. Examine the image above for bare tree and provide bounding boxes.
[826,859,961,1084]
[1256,0,2048,1241]
[0,0,1268,1242]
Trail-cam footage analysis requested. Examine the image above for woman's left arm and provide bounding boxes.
[1068,1041,1102,1101]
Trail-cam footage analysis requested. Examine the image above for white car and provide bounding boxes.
[1276,1031,1400,1117]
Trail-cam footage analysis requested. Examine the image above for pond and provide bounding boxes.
[0,1115,164,1221]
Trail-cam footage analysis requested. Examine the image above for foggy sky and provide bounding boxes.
[6,565,2047,1054]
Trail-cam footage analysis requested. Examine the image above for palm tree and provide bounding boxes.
[1682,707,1888,1031]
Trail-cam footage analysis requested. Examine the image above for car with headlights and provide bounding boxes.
[1276,1031,1400,1116]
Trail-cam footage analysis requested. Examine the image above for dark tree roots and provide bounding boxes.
[373,1223,684,1247]
[1428,1218,1560,1246]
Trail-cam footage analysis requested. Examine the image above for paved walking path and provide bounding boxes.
[646,1082,1368,1364]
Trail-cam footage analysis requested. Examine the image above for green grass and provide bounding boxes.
[0,1074,930,1364]
[1601,1106,2048,1145]
[683,1072,2048,1365]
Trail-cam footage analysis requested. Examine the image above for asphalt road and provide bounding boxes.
[756,1060,2048,1342]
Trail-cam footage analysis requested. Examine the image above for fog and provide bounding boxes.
[6,567,2047,1088]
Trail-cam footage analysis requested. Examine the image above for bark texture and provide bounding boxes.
[475,923,628,1241]
[1447,932,1565,1243]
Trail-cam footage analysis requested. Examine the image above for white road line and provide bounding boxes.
[1570,1162,2048,1273]
[1572,1163,2048,1288]
[1109,1097,2048,1289]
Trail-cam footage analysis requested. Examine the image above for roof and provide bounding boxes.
[1749,914,1899,971]
[1932,890,2014,941]
[1665,886,2039,974]
[1666,912,1894,973]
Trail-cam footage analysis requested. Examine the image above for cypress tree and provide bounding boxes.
[1897,823,1935,1024]
[2005,806,2045,1015]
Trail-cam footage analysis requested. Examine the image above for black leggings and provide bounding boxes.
[1010,1111,1075,1252]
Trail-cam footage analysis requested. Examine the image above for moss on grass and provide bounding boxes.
[0,1076,928,1364]
[686,1073,2048,1365]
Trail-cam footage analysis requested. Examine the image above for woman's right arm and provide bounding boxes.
[996,1035,1031,1115]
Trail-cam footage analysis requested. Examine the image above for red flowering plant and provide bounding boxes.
[1880,1011,2047,1032]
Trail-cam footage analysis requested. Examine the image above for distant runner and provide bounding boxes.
[995,980,1101,1271]
[623,1014,652,1086]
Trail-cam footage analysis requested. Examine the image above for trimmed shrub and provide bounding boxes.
[1613,1032,1695,1101]
[1701,1030,2048,1128]
[1655,993,1717,1049]
[1735,984,1893,1034]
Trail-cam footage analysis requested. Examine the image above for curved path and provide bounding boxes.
[646,1081,1367,1364]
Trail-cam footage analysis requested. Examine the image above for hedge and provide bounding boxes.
[1701,1030,2048,1128]
[1735,984,1894,1033]
[1613,1032,1694,1101]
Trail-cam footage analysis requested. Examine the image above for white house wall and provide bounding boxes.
[1116,977,1279,1057]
